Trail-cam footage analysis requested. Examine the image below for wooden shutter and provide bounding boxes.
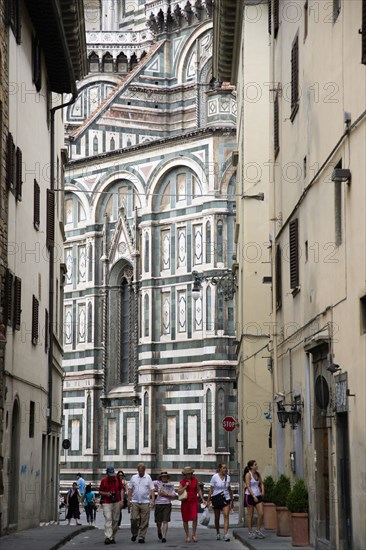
[45,308,49,352]
[274,0,279,38]
[274,93,280,158]
[46,189,55,248]
[34,180,40,229]
[13,276,22,330]
[289,219,299,289]
[15,147,22,201]
[4,269,14,326]
[291,36,299,120]
[268,0,272,35]
[32,295,39,345]
[362,0,366,65]
[7,132,15,190]
[275,245,282,309]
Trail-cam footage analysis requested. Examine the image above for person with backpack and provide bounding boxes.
[84,483,96,525]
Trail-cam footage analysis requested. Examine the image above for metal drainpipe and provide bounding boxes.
[47,90,78,435]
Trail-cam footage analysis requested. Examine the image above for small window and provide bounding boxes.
[29,401,35,438]
[361,295,366,334]
[290,36,299,121]
[46,189,55,248]
[88,52,99,73]
[15,147,22,201]
[34,180,40,229]
[102,52,114,73]
[93,135,98,155]
[130,53,138,71]
[116,52,128,74]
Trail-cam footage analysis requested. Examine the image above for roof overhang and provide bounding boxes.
[213,0,245,84]
[25,0,87,94]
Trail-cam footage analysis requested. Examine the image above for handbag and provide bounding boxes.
[211,491,227,509]
[199,506,210,526]
[178,488,188,501]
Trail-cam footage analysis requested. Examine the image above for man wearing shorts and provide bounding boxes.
[153,472,176,543]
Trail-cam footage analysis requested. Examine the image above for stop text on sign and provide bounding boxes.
[222,416,236,432]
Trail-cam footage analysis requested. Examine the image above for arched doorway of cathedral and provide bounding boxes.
[107,259,138,392]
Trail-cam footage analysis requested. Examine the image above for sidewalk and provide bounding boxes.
[233,527,313,550]
[0,524,94,550]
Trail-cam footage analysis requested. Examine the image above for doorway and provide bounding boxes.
[337,412,352,549]
[9,399,20,526]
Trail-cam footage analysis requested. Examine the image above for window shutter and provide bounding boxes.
[274,93,280,158]
[4,269,14,326]
[45,308,49,352]
[289,219,299,289]
[34,180,40,229]
[362,0,366,65]
[13,276,22,330]
[274,0,279,38]
[268,0,272,35]
[275,245,282,309]
[32,35,42,92]
[32,295,39,345]
[290,36,299,120]
[46,189,55,248]
[7,132,15,190]
[16,147,22,201]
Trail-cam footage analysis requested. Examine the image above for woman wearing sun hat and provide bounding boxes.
[178,466,206,543]
[153,471,177,543]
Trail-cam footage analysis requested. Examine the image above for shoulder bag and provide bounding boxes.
[178,487,188,501]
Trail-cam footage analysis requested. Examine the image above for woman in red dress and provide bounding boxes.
[178,466,206,543]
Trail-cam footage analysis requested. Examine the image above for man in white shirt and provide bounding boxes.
[127,463,155,544]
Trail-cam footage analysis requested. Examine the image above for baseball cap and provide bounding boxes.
[106,466,115,476]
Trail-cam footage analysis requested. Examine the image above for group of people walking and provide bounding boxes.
[64,458,265,545]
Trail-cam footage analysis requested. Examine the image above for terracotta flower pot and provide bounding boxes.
[276,506,292,536]
[291,512,309,546]
[263,503,277,530]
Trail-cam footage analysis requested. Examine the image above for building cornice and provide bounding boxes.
[213,0,245,83]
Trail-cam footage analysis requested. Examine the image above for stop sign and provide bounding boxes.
[222,416,236,432]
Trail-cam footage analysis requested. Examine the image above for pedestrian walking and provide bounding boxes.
[243,459,265,539]
[206,463,234,541]
[117,470,128,527]
[154,471,177,543]
[127,463,155,544]
[99,466,125,545]
[178,466,206,543]
[77,473,86,497]
[66,482,82,525]
[84,483,96,525]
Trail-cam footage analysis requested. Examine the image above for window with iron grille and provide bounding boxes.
[32,295,39,345]
[275,245,282,309]
[34,180,40,229]
[362,0,366,64]
[290,35,299,121]
[46,189,55,248]
[13,276,21,331]
[274,92,280,158]
[289,219,299,290]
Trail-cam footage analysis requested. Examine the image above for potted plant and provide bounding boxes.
[274,474,292,536]
[263,476,277,529]
[287,479,309,546]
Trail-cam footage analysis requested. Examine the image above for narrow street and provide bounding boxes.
[61,510,243,549]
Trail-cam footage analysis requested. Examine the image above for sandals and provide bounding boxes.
[185,536,191,543]
[192,535,198,542]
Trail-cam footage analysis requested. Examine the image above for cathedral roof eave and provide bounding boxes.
[66,126,236,168]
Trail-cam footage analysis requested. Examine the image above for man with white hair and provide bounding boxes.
[128,463,155,544]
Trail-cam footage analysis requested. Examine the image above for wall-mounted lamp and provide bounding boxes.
[331,168,351,184]
[276,399,303,429]
[192,269,236,301]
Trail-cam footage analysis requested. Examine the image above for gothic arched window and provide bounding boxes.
[144,233,150,273]
[116,52,128,74]
[110,136,115,151]
[103,52,114,73]
[86,394,92,449]
[87,302,93,343]
[206,286,212,331]
[93,135,98,155]
[130,53,138,71]
[143,391,149,447]
[217,219,223,263]
[206,389,213,447]
[144,293,149,337]
[217,388,226,448]
[206,220,211,263]
[88,52,99,73]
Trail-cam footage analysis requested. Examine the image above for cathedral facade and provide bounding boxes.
[61,0,238,486]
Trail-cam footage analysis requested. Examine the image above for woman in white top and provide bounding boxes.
[243,459,265,539]
[207,464,234,542]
